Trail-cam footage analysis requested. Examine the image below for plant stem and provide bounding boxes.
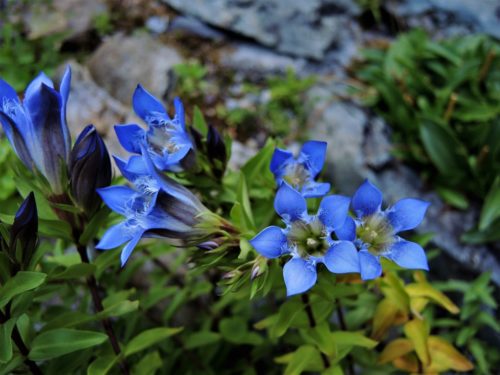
[76,244,130,375]
[301,294,330,369]
[336,299,355,375]
[0,308,43,375]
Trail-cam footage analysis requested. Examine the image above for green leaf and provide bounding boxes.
[0,318,16,363]
[219,317,263,346]
[29,329,107,360]
[331,331,378,349]
[192,106,208,135]
[284,345,323,375]
[125,327,183,357]
[419,121,468,178]
[132,351,163,375]
[184,331,221,349]
[50,263,96,280]
[404,319,430,366]
[479,176,500,230]
[436,186,469,209]
[271,299,304,338]
[0,271,47,309]
[87,355,117,375]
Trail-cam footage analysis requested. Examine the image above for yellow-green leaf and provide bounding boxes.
[406,282,459,314]
[403,319,430,366]
[378,338,414,364]
[426,336,474,373]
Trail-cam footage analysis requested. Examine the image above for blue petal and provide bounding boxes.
[96,222,132,249]
[114,155,148,183]
[301,140,327,176]
[352,180,383,217]
[283,258,317,296]
[359,250,382,280]
[274,182,307,222]
[97,186,136,215]
[121,233,143,267]
[270,148,293,175]
[132,84,165,122]
[114,124,145,154]
[334,216,356,241]
[318,194,351,231]
[387,240,429,270]
[59,65,72,153]
[324,241,360,274]
[24,72,54,101]
[302,182,330,198]
[0,79,18,101]
[388,198,430,233]
[173,97,186,130]
[0,112,33,168]
[249,226,287,259]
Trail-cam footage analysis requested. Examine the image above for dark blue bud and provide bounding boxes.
[206,125,227,178]
[9,192,38,270]
[69,125,112,217]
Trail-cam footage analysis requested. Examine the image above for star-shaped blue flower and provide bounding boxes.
[250,183,359,296]
[270,141,331,198]
[114,85,194,173]
[335,180,430,280]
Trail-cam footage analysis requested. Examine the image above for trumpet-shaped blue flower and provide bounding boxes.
[97,144,219,266]
[250,182,358,296]
[114,85,194,173]
[335,180,430,280]
[270,141,330,198]
[0,67,72,193]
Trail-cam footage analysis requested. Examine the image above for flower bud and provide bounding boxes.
[9,192,38,270]
[69,125,112,217]
[206,125,227,178]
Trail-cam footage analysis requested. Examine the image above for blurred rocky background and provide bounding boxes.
[1,0,499,289]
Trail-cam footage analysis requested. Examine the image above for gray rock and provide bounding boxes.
[169,16,226,40]
[219,43,306,74]
[363,116,392,169]
[24,0,107,39]
[146,16,170,34]
[228,140,258,170]
[87,33,183,105]
[376,166,500,286]
[162,0,361,59]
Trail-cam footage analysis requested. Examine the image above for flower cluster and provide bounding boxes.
[251,143,430,296]
[97,86,231,265]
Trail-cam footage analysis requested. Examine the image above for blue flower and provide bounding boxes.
[0,67,72,193]
[114,85,194,173]
[270,141,330,198]
[250,182,358,296]
[97,144,221,266]
[335,180,430,280]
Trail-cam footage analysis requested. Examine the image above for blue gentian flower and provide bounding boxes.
[0,67,72,193]
[114,85,194,173]
[270,141,331,198]
[335,180,430,280]
[250,182,359,296]
[97,144,221,266]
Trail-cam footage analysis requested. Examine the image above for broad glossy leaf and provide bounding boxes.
[378,338,414,364]
[0,318,16,363]
[403,319,429,366]
[426,336,474,372]
[125,327,183,357]
[0,271,47,309]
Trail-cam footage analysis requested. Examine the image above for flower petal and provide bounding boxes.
[302,182,330,198]
[173,97,186,130]
[59,65,72,154]
[0,79,18,101]
[97,186,136,215]
[0,111,33,168]
[324,241,360,274]
[132,84,165,122]
[388,198,430,233]
[387,240,429,271]
[283,258,317,296]
[96,222,132,249]
[359,250,382,280]
[24,72,53,101]
[301,140,327,176]
[274,182,307,222]
[114,124,145,154]
[270,148,293,176]
[334,216,356,241]
[352,179,383,217]
[120,232,143,267]
[249,226,286,259]
[318,194,351,231]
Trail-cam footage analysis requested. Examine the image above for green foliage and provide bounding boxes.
[0,22,66,92]
[173,61,209,99]
[355,30,500,243]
